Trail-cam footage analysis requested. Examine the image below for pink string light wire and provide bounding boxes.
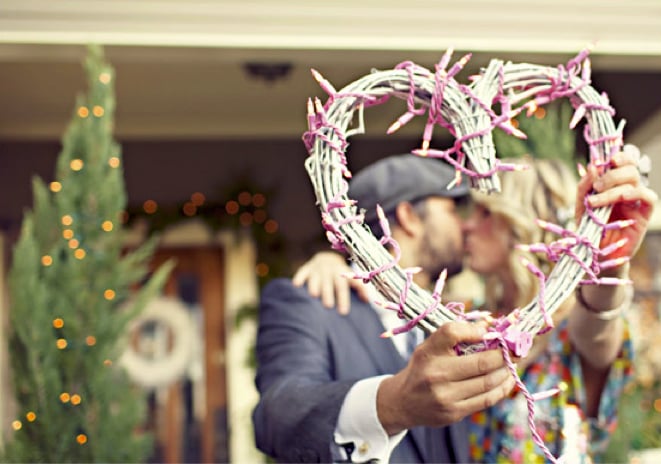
[303,48,631,463]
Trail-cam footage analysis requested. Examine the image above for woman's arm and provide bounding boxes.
[569,147,657,416]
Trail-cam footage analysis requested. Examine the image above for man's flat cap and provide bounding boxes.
[348,154,469,223]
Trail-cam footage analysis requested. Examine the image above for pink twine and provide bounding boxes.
[305,46,630,464]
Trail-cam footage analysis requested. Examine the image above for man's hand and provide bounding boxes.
[293,251,370,314]
[376,322,515,435]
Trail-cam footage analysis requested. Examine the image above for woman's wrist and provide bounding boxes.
[575,285,630,320]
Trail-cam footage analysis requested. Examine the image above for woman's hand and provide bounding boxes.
[292,251,370,314]
[575,145,657,261]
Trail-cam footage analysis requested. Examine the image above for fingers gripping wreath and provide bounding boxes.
[302,48,632,462]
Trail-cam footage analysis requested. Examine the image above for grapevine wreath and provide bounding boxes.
[120,296,196,389]
[302,48,648,462]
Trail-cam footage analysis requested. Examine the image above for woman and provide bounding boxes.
[461,155,627,463]
[293,148,656,462]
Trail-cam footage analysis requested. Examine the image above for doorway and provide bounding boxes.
[144,246,227,463]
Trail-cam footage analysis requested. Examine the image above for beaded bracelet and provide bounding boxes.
[575,285,631,320]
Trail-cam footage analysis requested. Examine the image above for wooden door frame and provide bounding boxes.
[152,246,227,463]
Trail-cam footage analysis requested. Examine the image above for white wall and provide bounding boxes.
[219,231,264,464]
[0,232,6,448]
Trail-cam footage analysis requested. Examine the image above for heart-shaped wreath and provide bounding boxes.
[302,48,634,462]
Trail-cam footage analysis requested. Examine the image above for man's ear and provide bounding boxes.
[394,201,424,237]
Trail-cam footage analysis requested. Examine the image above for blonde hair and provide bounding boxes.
[471,156,578,310]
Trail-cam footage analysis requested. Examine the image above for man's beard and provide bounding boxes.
[418,234,464,282]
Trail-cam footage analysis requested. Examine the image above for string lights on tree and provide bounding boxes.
[3,45,172,463]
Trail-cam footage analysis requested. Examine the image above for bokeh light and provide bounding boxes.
[256,262,269,277]
[252,193,266,207]
[70,159,84,171]
[225,200,239,215]
[238,191,252,206]
[143,200,158,214]
[191,192,205,206]
[264,219,279,234]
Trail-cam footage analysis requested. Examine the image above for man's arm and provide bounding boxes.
[252,278,355,463]
[254,279,517,461]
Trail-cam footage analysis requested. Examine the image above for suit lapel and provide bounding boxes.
[346,294,431,463]
[447,418,470,463]
[345,295,406,374]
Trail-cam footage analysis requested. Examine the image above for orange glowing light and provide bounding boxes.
[654,398,661,413]
[143,200,158,214]
[62,215,73,226]
[252,193,266,207]
[264,219,279,234]
[71,394,82,405]
[26,412,36,422]
[108,156,120,168]
[76,434,87,445]
[77,107,89,118]
[50,181,62,192]
[92,105,104,117]
[68,239,80,249]
[191,192,205,206]
[102,220,113,232]
[70,159,84,171]
[99,72,111,84]
[238,191,252,206]
[56,339,68,350]
[239,212,253,226]
[225,200,239,215]
[253,209,267,223]
[41,255,53,266]
[60,393,71,403]
[182,202,196,217]
[63,229,74,239]
[256,262,269,277]
[104,289,116,300]
[74,249,86,260]
[12,421,22,431]
[53,318,64,329]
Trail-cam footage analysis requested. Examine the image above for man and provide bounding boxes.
[252,154,516,463]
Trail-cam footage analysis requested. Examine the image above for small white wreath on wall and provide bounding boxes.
[120,296,196,389]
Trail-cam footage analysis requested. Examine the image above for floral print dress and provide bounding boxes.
[467,318,633,463]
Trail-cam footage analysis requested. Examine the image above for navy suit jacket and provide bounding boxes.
[252,278,469,463]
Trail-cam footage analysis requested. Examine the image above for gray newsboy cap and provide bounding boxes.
[349,154,470,223]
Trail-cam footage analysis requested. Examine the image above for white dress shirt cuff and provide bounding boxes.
[333,375,407,463]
